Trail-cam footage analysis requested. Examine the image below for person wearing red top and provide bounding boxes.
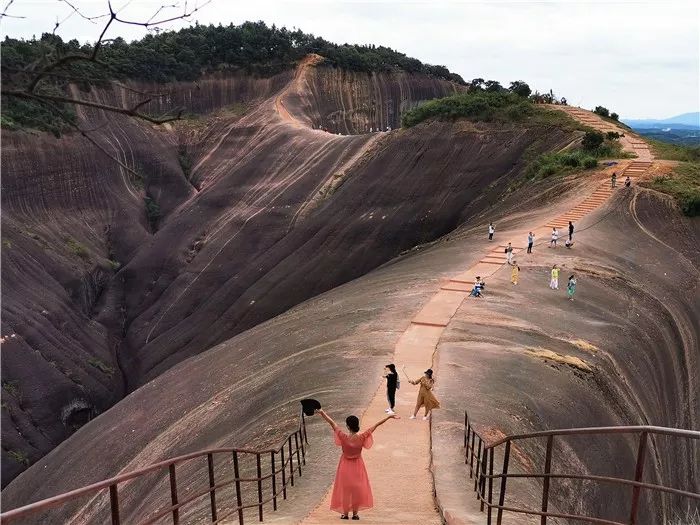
[317,409,399,520]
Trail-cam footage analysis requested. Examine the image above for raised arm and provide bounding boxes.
[367,414,399,433]
[317,409,338,430]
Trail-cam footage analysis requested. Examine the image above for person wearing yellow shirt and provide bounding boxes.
[550,264,560,290]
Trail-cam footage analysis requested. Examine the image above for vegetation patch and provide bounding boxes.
[65,237,90,260]
[144,196,161,231]
[178,145,193,180]
[2,380,20,397]
[87,357,115,376]
[641,162,700,217]
[647,140,700,162]
[7,450,29,466]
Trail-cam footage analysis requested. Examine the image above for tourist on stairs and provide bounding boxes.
[488,222,495,241]
[316,408,398,520]
[568,221,574,241]
[383,364,399,415]
[505,242,514,264]
[407,368,440,420]
[611,171,617,188]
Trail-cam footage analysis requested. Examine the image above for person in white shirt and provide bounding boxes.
[550,228,558,248]
[488,222,495,241]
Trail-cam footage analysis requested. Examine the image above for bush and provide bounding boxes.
[525,150,598,181]
[610,112,619,121]
[401,91,533,127]
[607,131,623,140]
[582,131,605,150]
[594,106,610,118]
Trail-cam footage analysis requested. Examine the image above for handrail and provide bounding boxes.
[1,411,309,524]
[462,411,700,525]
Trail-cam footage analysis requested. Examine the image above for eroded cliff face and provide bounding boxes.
[1,60,565,485]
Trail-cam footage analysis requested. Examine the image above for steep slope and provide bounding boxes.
[4,164,696,524]
[2,57,571,485]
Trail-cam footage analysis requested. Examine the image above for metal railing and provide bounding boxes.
[463,411,700,525]
[1,412,309,524]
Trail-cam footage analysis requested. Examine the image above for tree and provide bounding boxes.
[610,112,619,121]
[594,106,610,118]
[484,80,503,92]
[582,131,605,150]
[470,78,485,91]
[509,80,531,98]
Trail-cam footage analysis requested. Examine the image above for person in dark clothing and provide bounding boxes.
[568,221,574,241]
[383,364,399,414]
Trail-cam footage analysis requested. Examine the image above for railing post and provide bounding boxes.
[169,464,179,525]
[465,423,472,465]
[302,411,309,445]
[271,451,278,510]
[288,436,295,487]
[496,441,511,525]
[232,452,244,525]
[207,453,217,523]
[479,446,488,511]
[299,427,306,466]
[629,432,648,525]
[294,432,303,476]
[469,430,476,476]
[487,447,494,525]
[464,412,468,448]
[474,436,482,493]
[280,446,287,499]
[256,453,263,522]
[541,435,554,525]
[109,483,120,525]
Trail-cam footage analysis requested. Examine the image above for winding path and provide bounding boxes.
[300,106,654,524]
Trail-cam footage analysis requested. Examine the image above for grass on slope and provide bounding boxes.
[641,162,700,217]
[647,139,700,162]
[400,91,585,130]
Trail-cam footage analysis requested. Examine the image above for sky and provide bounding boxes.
[2,0,699,119]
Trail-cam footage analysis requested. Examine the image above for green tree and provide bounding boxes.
[594,106,610,118]
[582,131,605,150]
[509,80,532,98]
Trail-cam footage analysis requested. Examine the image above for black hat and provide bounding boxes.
[300,399,321,416]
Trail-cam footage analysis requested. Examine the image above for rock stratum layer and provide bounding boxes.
[1,58,566,485]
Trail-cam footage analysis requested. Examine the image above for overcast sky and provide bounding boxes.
[2,0,698,119]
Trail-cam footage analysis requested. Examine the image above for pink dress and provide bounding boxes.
[330,428,374,514]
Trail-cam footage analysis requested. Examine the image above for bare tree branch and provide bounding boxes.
[3,0,210,128]
[3,89,184,124]
[0,0,24,20]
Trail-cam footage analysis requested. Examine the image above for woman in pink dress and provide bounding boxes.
[317,408,399,520]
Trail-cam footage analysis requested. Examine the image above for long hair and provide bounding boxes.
[425,369,433,379]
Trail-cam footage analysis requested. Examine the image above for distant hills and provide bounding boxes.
[623,112,700,146]
[623,112,700,130]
